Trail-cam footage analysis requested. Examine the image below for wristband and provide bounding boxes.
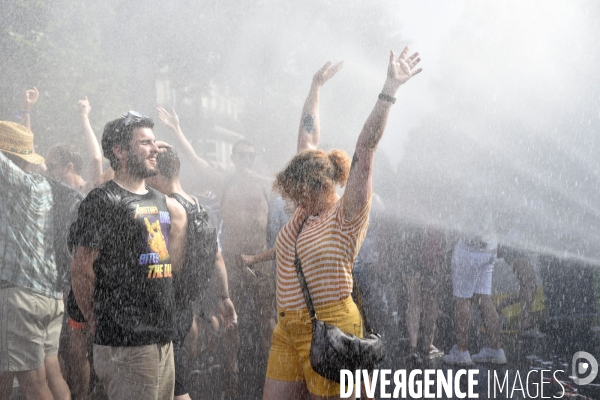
[219,295,230,300]
[378,93,396,104]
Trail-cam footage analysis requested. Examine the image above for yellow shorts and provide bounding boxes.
[265,296,363,397]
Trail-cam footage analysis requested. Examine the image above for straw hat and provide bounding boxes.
[0,121,45,165]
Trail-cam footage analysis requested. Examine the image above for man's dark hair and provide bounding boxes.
[156,147,180,180]
[232,139,254,154]
[101,115,154,170]
[48,145,84,174]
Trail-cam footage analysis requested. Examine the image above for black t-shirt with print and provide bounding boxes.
[72,180,175,346]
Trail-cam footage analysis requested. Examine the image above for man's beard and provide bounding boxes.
[127,152,158,179]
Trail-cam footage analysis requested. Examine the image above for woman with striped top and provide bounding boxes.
[262,48,422,400]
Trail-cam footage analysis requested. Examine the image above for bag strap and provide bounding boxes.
[294,216,317,319]
[352,274,374,334]
[169,193,204,214]
[293,215,375,334]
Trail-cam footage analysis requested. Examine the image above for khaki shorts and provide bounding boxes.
[93,342,175,400]
[266,296,362,397]
[0,286,64,371]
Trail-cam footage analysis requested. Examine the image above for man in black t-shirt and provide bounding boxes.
[147,146,236,400]
[70,112,186,400]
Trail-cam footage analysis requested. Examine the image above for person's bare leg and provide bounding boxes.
[455,297,472,352]
[404,274,422,349]
[513,258,536,331]
[260,316,277,361]
[184,314,199,360]
[310,393,357,400]
[15,367,54,400]
[262,377,373,400]
[263,378,309,400]
[44,355,71,400]
[0,372,15,399]
[222,320,240,371]
[221,315,240,394]
[222,255,242,396]
[474,294,501,350]
[67,327,89,400]
[421,281,439,350]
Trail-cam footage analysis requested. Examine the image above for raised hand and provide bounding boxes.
[312,61,344,87]
[387,47,422,86]
[78,96,91,117]
[23,86,39,111]
[154,140,172,154]
[157,107,180,131]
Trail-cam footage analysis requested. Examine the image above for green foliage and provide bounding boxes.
[1,0,129,154]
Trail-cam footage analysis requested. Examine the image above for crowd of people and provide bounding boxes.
[0,47,559,400]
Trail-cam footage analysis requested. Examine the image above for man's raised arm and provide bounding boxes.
[21,86,39,132]
[296,61,343,154]
[78,96,103,193]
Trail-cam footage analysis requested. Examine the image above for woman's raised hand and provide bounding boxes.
[312,61,344,87]
[387,47,422,86]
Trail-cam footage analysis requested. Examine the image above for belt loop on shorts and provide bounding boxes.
[343,297,350,313]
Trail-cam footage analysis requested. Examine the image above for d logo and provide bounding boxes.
[572,351,598,385]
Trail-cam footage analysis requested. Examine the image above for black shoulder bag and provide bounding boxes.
[294,217,385,383]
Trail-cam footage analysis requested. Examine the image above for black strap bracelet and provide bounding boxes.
[378,93,396,104]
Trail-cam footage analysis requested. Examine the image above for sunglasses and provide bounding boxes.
[115,111,148,132]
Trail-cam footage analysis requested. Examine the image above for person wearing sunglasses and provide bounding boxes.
[70,111,187,400]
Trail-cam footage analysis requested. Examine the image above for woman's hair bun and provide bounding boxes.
[327,149,351,186]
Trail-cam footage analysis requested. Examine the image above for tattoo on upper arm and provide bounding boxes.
[302,114,315,134]
[350,152,358,172]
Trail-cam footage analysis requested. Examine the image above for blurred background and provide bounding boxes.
[2,0,600,263]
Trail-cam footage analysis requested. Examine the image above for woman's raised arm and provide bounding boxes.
[343,47,422,220]
[296,61,343,153]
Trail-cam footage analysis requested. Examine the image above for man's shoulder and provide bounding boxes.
[147,185,167,200]
[46,177,84,198]
[81,180,124,208]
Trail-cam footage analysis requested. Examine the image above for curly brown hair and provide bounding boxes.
[273,149,351,207]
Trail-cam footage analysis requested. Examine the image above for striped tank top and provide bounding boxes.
[275,196,371,310]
